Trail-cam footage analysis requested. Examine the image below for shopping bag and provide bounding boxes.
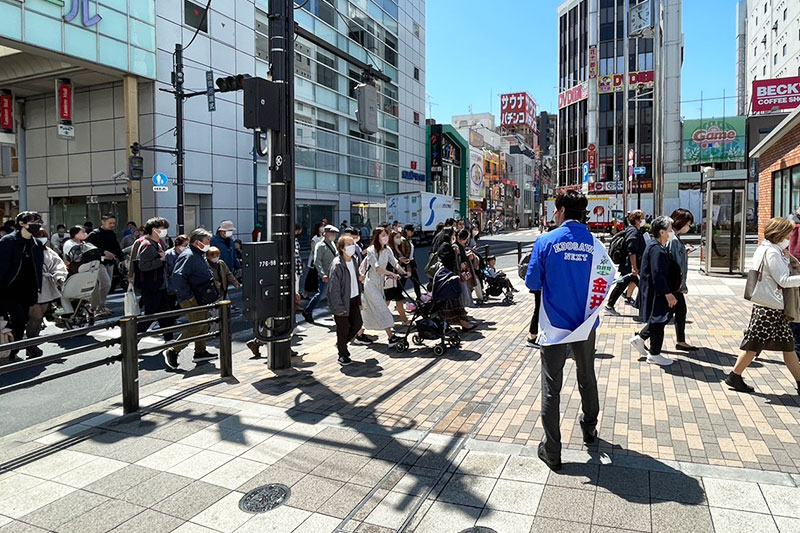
[124,286,140,316]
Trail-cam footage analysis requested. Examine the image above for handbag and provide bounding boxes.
[124,286,140,316]
[193,277,220,305]
[304,265,319,293]
[744,256,766,301]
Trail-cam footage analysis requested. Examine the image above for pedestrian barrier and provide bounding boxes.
[0,301,233,414]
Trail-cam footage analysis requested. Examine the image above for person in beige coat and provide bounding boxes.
[25,238,67,357]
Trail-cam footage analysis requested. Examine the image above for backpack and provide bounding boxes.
[608,231,627,266]
[518,251,531,279]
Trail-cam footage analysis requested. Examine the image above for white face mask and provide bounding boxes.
[158,228,168,239]
[199,243,210,252]
[224,230,233,238]
[780,239,790,250]
[37,237,47,245]
[380,235,389,245]
[209,257,219,263]
[345,244,358,256]
[472,229,479,236]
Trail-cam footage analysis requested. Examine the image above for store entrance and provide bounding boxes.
[50,196,128,240]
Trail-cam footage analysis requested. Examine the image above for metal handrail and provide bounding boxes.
[1,300,234,414]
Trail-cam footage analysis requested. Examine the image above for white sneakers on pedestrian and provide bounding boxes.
[646,353,674,366]
[629,335,648,357]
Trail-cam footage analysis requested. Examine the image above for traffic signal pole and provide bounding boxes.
[174,43,186,235]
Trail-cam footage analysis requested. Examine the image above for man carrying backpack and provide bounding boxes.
[131,217,176,345]
[606,210,646,314]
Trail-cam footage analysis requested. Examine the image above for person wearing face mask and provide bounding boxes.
[130,217,177,345]
[25,230,68,357]
[165,228,219,370]
[165,235,189,309]
[386,230,410,324]
[402,224,421,300]
[51,224,68,256]
[206,246,241,301]
[606,210,646,314]
[86,213,124,316]
[361,228,404,346]
[666,209,698,352]
[302,225,339,324]
[327,235,365,365]
[725,217,800,396]
[629,216,682,367]
[210,220,241,275]
[0,212,46,359]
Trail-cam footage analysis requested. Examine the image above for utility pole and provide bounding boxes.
[652,0,664,216]
[262,0,296,369]
[622,0,630,215]
[173,44,186,235]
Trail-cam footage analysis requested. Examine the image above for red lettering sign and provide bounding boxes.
[0,90,12,133]
[57,79,72,122]
[558,83,588,109]
[752,76,800,113]
[500,92,537,129]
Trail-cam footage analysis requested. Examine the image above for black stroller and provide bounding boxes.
[394,286,461,356]
[475,267,514,305]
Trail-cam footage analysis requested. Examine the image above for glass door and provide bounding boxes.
[707,188,745,274]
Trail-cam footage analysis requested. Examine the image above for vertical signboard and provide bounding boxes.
[0,90,13,134]
[500,92,537,130]
[55,78,75,139]
[469,149,485,200]
[588,46,598,79]
[430,123,443,180]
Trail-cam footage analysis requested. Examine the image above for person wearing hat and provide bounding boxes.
[210,220,241,276]
[303,224,339,323]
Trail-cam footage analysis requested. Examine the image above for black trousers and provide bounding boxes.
[333,297,363,357]
[137,288,176,341]
[540,330,599,455]
[607,274,639,308]
[4,300,31,356]
[673,292,687,343]
[408,260,422,299]
[529,290,542,336]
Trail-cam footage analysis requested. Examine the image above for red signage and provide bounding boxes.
[598,70,655,94]
[500,92,537,130]
[588,150,597,171]
[0,90,12,133]
[57,79,73,122]
[558,82,588,109]
[588,46,598,79]
[752,76,800,113]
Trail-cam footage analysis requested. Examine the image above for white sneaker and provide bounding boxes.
[629,335,648,357]
[646,353,674,366]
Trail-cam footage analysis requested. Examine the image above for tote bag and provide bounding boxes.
[124,286,140,316]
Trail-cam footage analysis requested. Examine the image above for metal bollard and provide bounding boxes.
[218,300,233,378]
[483,244,490,259]
[120,317,139,414]
[517,241,523,265]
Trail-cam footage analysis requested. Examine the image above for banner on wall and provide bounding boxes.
[500,92,537,130]
[682,116,746,165]
[55,78,75,140]
[752,76,800,113]
[469,149,484,200]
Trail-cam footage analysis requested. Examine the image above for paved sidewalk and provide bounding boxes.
[2,255,800,532]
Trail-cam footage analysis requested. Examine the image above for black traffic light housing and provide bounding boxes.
[216,74,251,93]
[241,241,280,322]
[243,77,280,131]
[128,142,143,180]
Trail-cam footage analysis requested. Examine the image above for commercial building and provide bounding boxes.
[426,121,466,219]
[0,0,425,241]
[736,0,800,117]
[556,0,683,215]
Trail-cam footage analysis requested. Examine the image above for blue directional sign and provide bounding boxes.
[153,173,168,186]
[582,162,590,183]
[633,167,646,175]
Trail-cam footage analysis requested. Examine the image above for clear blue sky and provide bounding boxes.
[425,0,739,123]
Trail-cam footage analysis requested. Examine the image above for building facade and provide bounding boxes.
[0,0,425,241]
[737,0,800,117]
[556,0,683,216]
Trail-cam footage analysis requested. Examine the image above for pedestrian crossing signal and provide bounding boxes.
[216,74,251,93]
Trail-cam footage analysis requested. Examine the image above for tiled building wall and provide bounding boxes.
[757,123,800,240]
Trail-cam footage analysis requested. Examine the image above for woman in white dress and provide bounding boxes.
[362,228,407,346]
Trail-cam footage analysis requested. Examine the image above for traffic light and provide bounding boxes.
[129,142,143,180]
[243,77,280,131]
[215,74,251,93]
[515,187,520,198]
[355,82,378,135]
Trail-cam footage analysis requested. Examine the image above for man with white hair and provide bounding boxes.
[302,224,339,324]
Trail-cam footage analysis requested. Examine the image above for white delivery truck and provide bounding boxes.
[386,191,455,242]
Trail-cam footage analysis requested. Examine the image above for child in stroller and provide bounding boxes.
[394,287,461,356]
[480,256,517,304]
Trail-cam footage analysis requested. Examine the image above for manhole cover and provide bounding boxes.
[238,484,290,513]
[458,528,497,533]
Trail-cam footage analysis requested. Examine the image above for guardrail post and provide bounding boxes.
[517,241,523,265]
[120,317,139,414]
[483,244,490,260]
[219,300,233,378]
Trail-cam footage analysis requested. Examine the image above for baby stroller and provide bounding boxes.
[394,286,461,356]
[55,243,102,329]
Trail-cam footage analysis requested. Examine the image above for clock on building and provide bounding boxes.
[629,0,653,36]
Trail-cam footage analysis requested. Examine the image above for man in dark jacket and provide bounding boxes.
[164,228,218,370]
[0,212,45,358]
[787,209,800,357]
[86,213,124,315]
[131,217,176,345]
[210,220,241,274]
[606,210,646,313]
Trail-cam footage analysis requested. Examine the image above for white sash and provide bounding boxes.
[538,236,617,346]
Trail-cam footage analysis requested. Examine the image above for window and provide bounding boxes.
[413,111,420,125]
[764,2,767,13]
[784,8,787,20]
[763,65,767,75]
[413,22,420,39]
[413,66,420,81]
[774,53,778,65]
[784,44,787,56]
[184,0,208,33]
